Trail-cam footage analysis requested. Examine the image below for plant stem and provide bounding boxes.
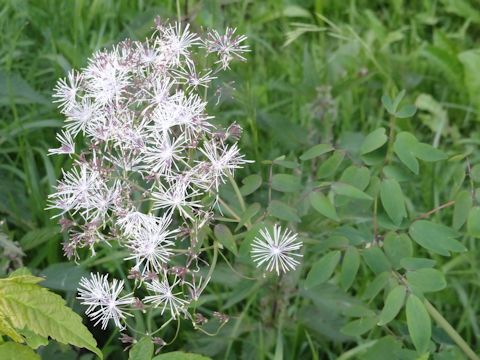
[424,300,479,360]
[228,174,246,212]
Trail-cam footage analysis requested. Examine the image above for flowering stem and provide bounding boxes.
[204,240,219,289]
[228,174,246,212]
[424,300,479,360]
[148,317,174,337]
[218,198,241,221]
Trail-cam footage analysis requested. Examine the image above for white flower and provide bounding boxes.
[125,215,176,274]
[158,22,200,65]
[52,70,83,111]
[144,276,189,319]
[117,210,161,237]
[48,130,75,156]
[204,27,249,69]
[251,224,303,275]
[172,62,215,89]
[142,132,186,175]
[64,98,99,137]
[152,179,202,219]
[198,140,251,192]
[77,273,135,330]
[84,50,130,105]
[47,164,102,215]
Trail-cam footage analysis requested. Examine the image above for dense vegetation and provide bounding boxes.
[1,0,480,359]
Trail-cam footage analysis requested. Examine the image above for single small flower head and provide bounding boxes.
[144,276,189,319]
[52,69,83,111]
[204,27,249,70]
[251,224,303,275]
[77,273,135,330]
[124,216,176,275]
[48,130,75,156]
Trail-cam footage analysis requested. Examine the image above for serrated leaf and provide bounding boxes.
[409,220,466,256]
[340,247,360,291]
[467,206,480,237]
[267,200,300,222]
[453,190,472,230]
[341,317,377,336]
[0,342,40,360]
[380,178,407,225]
[271,174,301,192]
[360,128,388,155]
[406,294,431,354]
[378,285,407,326]
[309,192,339,221]
[317,151,345,179]
[214,224,237,255]
[305,251,341,289]
[300,144,334,160]
[129,337,154,360]
[153,351,211,360]
[406,268,446,293]
[384,233,413,269]
[0,313,24,342]
[19,328,48,349]
[332,183,373,200]
[240,175,262,196]
[0,275,102,359]
[362,247,391,274]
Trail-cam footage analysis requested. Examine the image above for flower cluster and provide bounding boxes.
[48,19,249,331]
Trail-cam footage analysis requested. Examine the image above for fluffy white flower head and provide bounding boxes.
[251,224,303,275]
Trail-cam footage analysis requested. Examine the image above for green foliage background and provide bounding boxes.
[1,0,480,359]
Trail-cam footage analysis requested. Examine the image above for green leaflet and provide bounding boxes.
[300,143,334,160]
[341,316,378,336]
[214,224,237,255]
[0,275,102,359]
[153,352,212,360]
[406,294,431,354]
[240,174,262,196]
[305,251,341,289]
[378,285,406,326]
[129,337,154,360]
[340,246,360,291]
[380,178,407,226]
[309,191,339,221]
[406,268,447,293]
[409,220,466,256]
[393,132,446,174]
[271,174,302,192]
[360,128,387,155]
